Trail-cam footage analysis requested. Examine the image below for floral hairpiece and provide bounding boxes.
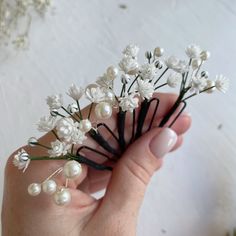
[13,44,229,205]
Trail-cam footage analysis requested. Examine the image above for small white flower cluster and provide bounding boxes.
[0,0,52,49]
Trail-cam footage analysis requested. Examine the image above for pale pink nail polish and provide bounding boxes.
[149,128,177,158]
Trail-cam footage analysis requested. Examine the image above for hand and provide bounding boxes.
[1,93,191,236]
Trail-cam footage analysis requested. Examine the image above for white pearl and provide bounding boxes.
[79,119,92,133]
[42,180,57,195]
[95,102,112,119]
[28,183,41,196]
[107,66,118,78]
[105,90,115,103]
[154,47,164,57]
[200,50,210,61]
[53,188,71,206]
[63,160,82,179]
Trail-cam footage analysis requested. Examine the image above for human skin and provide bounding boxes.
[1,93,191,236]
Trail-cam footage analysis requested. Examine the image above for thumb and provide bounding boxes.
[101,128,177,216]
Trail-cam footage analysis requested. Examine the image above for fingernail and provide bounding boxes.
[149,128,177,158]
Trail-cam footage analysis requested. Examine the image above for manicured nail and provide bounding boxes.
[149,128,177,158]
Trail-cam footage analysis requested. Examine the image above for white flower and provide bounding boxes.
[185,44,201,58]
[123,44,139,58]
[119,56,139,75]
[48,140,70,157]
[119,93,139,112]
[46,94,63,111]
[71,129,87,145]
[215,75,229,93]
[167,73,182,88]
[189,76,207,94]
[13,149,30,172]
[136,79,154,99]
[96,74,114,89]
[165,56,188,73]
[173,60,188,73]
[85,84,106,103]
[67,84,84,100]
[37,115,56,132]
[56,118,79,142]
[165,56,179,69]
[139,63,158,81]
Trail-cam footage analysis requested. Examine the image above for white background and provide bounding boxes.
[1,0,236,235]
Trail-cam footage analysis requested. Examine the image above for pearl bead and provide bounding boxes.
[200,50,210,61]
[154,47,164,57]
[79,119,92,133]
[95,102,112,119]
[42,180,57,195]
[53,188,71,206]
[63,160,82,179]
[28,183,41,196]
[105,90,115,103]
[107,66,118,78]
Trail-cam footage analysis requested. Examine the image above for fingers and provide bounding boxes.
[96,128,177,219]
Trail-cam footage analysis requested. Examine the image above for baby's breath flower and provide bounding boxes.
[165,56,179,69]
[48,140,71,157]
[85,84,106,103]
[165,56,188,73]
[185,44,201,58]
[56,118,79,142]
[123,44,139,58]
[119,56,139,75]
[189,76,207,94]
[119,93,139,112]
[96,74,114,89]
[37,115,56,132]
[167,73,182,88]
[215,75,229,93]
[136,79,154,100]
[71,129,87,145]
[173,60,188,74]
[46,94,63,111]
[67,84,84,101]
[139,63,158,81]
[13,149,30,172]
